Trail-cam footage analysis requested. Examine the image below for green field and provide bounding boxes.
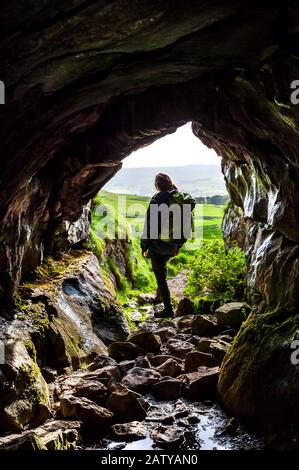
[96,189,225,241]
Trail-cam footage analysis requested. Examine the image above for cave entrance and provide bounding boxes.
[90,120,246,314]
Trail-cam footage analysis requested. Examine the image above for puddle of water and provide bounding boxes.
[197,413,228,450]
[124,436,154,450]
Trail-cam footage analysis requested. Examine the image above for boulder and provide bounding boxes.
[137,293,156,305]
[112,421,147,440]
[84,365,121,387]
[74,379,108,403]
[129,311,143,322]
[215,302,250,328]
[121,367,161,392]
[0,341,51,433]
[210,341,230,366]
[87,355,117,371]
[176,315,195,330]
[148,354,184,367]
[60,394,113,425]
[185,351,215,372]
[174,298,195,317]
[191,315,220,336]
[167,338,194,358]
[154,327,177,343]
[0,432,46,450]
[155,358,182,377]
[106,385,147,422]
[153,379,182,400]
[186,367,220,401]
[118,360,136,374]
[191,337,214,353]
[134,356,151,368]
[127,331,161,353]
[108,342,142,362]
[151,427,184,448]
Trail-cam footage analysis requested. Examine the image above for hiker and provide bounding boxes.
[141,173,196,318]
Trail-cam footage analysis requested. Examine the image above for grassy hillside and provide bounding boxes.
[90,189,246,312]
[97,189,225,240]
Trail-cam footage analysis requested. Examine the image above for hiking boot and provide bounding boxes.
[154,304,174,319]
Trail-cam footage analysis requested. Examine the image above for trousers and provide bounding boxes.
[150,252,172,308]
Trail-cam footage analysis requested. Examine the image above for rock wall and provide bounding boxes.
[0,0,299,428]
[0,251,129,433]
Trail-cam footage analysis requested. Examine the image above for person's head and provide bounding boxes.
[155,173,178,192]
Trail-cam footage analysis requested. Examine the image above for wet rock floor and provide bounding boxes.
[83,397,264,450]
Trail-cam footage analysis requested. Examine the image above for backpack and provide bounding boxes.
[159,190,196,246]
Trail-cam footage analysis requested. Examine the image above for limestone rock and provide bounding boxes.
[151,427,184,448]
[87,355,117,371]
[106,385,147,422]
[191,315,220,337]
[167,338,194,358]
[112,421,147,440]
[210,341,230,366]
[215,302,250,328]
[137,294,156,305]
[148,354,184,367]
[185,351,215,372]
[176,315,195,330]
[155,358,182,377]
[74,380,108,403]
[154,327,177,343]
[191,337,214,353]
[174,298,195,317]
[127,331,162,354]
[186,367,220,401]
[121,367,161,392]
[153,379,182,400]
[0,341,51,433]
[108,342,142,362]
[60,394,113,425]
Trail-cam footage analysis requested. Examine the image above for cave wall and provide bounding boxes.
[1,0,299,428]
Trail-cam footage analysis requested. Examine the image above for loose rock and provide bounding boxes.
[174,297,195,317]
[60,394,113,425]
[185,351,215,372]
[153,379,182,400]
[191,315,220,336]
[121,367,161,392]
[167,338,194,358]
[108,342,142,362]
[106,385,147,422]
[112,421,147,440]
[128,331,161,353]
[186,367,220,401]
[215,302,250,328]
[155,358,182,377]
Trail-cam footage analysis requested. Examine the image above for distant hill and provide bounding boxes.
[104,165,227,197]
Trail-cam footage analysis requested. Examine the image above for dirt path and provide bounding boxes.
[168,269,188,301]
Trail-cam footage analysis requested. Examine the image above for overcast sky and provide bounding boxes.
[123,122,220,168]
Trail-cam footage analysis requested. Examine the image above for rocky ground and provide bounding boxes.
[0,291,263,450]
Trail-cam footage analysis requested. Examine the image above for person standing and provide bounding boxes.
[141,173,196,318]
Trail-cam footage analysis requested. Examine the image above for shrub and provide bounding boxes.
[185,239,246,302]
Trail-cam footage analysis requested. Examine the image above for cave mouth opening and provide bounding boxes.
[89,119,247,311]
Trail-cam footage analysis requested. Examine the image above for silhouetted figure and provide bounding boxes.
[141,173,196,318]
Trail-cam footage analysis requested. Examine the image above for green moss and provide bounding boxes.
[24,339,37,363]
[21,250,91,292]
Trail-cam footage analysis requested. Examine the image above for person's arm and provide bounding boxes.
[141,197,154,253]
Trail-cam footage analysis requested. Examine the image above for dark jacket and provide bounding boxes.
[141,190,196,256]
